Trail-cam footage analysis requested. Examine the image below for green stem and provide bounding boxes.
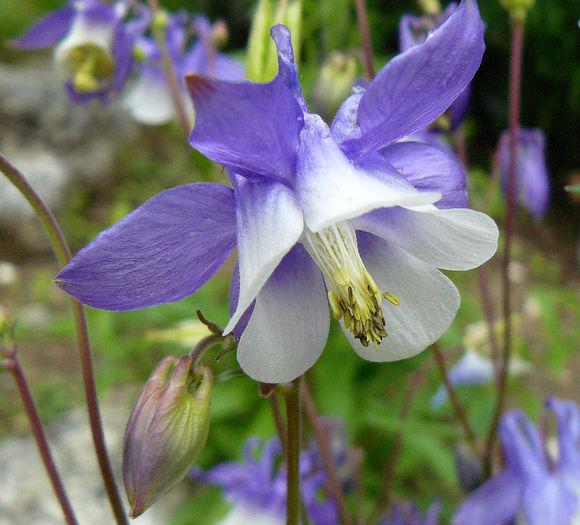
[0,154,129,525]
[284,378,302,525]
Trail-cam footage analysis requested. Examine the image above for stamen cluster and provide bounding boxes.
[303,223,400,347]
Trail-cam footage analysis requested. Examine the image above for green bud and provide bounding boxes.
[418,0,441,16]
[312,52,358,121]
[123,356,213,518]
[500,0,535,24]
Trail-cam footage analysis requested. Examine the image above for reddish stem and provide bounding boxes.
[354,0,375,79]
[484,21,524,474]
[4,352,78,525]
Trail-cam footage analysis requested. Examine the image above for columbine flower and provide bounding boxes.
[55,0,498,383]
[399,2,471,130]
[380,501,441,525]
[453,398,580,525]
[192,437,341,525]
[125,14,243,125]
[430,348,531,408]
[11,0,144,102]
[497,127,550,219]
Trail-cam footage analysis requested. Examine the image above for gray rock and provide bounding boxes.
[0,60,138,252]
[0,401,181,525]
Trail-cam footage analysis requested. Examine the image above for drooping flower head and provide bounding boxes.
[192,436,342,525]
[11,0,146,103]
[497,126,550,219]
[453,398,580,525]
[125,13,244,125]
[55,0,498,383]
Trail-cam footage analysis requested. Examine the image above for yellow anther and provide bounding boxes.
[328,290,344,320]
[363,270,380,295]
[383,292,401,306]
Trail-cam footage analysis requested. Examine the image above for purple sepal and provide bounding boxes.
[187,74,303,185]
[342,0,485,158]
[9,6,75,49]
[380,141,467,209]
[55,184,236,310]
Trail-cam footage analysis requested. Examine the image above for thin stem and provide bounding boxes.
[354,0,375,79]
[269,391,287,452]
[476,266,502,375]
[3,348,78,525]
[484,21,524,476]
[432,342,478,449]
[365,371,422,525]
[301,380,353,525]
[284,378,302,525]
[0,154,129,525]
[147,0,191,137]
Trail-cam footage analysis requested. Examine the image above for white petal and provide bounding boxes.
[296,114,440,233]
[124,71,176,125]
[342,233,460,362]
[354,206,498,271]
[224,178,304,335]
[237,246,329,383]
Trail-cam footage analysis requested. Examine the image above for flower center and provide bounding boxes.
[66,43,115,93]
[302,222,400,347]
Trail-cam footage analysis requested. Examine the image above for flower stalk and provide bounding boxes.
[301,379,353,525]
[354,0,375,79]
[283,378,302,525]
[432,342,478,449]
[1,342,78,525]
[484,19,525,475]
[147,0,191,136]
[0,153,128,525]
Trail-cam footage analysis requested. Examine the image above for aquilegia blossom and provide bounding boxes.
[12,0,145,103]
[55,0,498,383]
[192,437,341,525]
[125,14,244,125]
[497,126,550,219]
[453,398,580,525]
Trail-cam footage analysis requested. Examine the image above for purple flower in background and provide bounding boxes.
[453,398,580,525]
[55,1,498,383]
[192,437,340,525]
[11,0,144,102]
[430,348,530,408]
[380,501,441,525]
[399,2,471,130]
[125,14,244,125]
[497,127,550,219]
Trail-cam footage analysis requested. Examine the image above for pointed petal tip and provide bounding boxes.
[185,74,215,100]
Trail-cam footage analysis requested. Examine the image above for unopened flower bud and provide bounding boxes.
[210,20,229,49]
[500,0,535,24]
[418,0,441,16]
[123,356,213,517]
[312,52,357,121]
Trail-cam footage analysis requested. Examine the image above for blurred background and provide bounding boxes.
[0,1,579,523]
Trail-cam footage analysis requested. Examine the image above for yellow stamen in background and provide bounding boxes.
[67,44,115,93]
